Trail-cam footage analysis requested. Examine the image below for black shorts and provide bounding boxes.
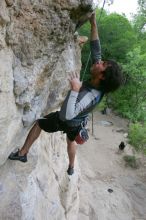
[37,111,80,141]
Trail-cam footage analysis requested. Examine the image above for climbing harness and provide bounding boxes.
[75,121,89,144]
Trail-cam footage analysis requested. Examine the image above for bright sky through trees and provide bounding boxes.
[96,0,138,19]
[107,0,138,19]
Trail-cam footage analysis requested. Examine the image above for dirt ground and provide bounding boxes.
[77,111,146,220]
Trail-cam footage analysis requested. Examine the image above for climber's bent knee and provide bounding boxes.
[66,136,77,146]
[35,120,41,128]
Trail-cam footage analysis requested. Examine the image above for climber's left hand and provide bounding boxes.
[68,72,82,92]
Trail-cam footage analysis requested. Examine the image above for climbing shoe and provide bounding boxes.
[8,150,27,163]
[67,166,74,175]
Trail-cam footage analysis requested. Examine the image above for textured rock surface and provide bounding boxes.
[0,0,99,219]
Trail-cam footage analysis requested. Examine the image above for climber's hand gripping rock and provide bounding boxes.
[68,72,82,92]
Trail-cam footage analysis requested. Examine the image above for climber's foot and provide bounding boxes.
[67,165,74,175]
[8,149,27,163]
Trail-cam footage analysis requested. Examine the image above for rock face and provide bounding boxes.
[0,0,98,219]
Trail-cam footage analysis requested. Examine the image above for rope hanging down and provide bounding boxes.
[81,0,106,136]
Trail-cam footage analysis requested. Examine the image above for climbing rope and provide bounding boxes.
[81,0,106,135]
[81,0,106,81]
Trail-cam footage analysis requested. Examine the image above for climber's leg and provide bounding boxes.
[8,122,41,162]
[8,112,61,163]
[20,122,41,155]
[66,137,77,175]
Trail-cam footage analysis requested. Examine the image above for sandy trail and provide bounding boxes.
[77,111,146,220]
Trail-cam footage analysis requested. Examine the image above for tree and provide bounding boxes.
[111,47,146,122]
[133,0,146,54]
[98,13,136,62]
[138,0,146,15]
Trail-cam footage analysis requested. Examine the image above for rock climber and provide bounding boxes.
[8,13,123,175]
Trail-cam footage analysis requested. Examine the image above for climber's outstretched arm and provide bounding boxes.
[89,12,101,63]
[90,12,99,41]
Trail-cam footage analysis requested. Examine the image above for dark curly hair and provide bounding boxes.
[100,60,123,93]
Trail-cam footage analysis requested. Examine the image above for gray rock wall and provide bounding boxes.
[0,0,99,219]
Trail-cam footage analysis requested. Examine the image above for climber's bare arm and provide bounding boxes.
[89,12,101,63]
[90,12,99,41]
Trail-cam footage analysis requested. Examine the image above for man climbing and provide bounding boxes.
[8,13,123,175]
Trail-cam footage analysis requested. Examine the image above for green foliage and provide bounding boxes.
[128,122,146,154]
[111,47,146,122]
[133,0,146,53]
[98,13,136,62]
[123,155,139,168]
[138,0,146,15]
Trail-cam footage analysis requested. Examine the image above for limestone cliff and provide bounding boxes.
[0,0,99,219]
